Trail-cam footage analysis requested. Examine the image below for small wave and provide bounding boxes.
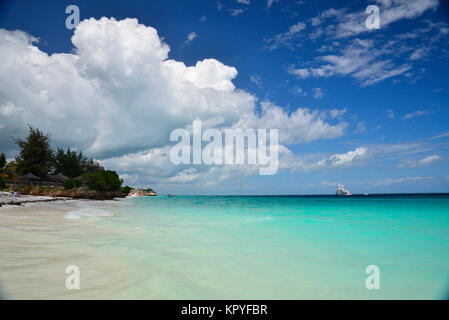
[64,207,115,220]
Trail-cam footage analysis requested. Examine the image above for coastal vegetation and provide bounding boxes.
[143,187,156,194]
[0,153,8,189]
[120,185,132,194]
[0,126,119,196]
[10,126,106,180]
[64,178,75,190]
[0,125,156,198]
[13,126,54,179]
[0,152,6,169]
[82,170,122,191]
[0,157,19,182]
[53,147,103,178]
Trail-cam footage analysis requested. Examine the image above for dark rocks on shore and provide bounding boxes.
[2,186,127,202]
[0,196,70,207]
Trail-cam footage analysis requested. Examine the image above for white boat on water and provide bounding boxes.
[336,184,351,196]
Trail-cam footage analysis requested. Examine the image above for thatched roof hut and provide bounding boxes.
[20,173,41,180]
[48,173,69,182]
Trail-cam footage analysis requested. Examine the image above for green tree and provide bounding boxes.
[54,148,86,178]
[13,126,54,178]
[73,178,81,188]
[82,170,122,192]
[0,152,6,179]
[0,152,6,169]
[82,158,104,174]
[53,148,104,178]
[120,185,132,194]
[3,160,18,180]
[64,178,75,190]
[104,170,123,191]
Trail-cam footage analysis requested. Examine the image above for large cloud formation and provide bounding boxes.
[0,17,347,187]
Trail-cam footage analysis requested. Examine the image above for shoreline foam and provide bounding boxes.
[0,199,133,299]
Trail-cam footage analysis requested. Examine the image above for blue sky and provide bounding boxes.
[0,0,448,194]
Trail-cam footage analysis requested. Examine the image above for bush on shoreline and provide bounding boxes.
[64,178,75,190]
[73,179,81,188]
[82,170,123,192]
[120,185,132,194]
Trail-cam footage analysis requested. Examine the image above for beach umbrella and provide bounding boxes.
[48,173,69,182]
[20,173,41,180]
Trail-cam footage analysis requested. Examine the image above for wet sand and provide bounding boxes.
[0,200,132,299]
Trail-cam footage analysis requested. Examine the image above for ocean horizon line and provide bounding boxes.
[150,192,449,197]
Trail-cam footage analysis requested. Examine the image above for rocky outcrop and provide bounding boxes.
[0,192,70,207]
[128,189,157,197]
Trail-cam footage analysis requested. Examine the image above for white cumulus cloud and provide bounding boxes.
[0,17,348,186]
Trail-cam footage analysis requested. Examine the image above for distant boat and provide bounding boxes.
[167,194,176,198]
[336,184,351,196]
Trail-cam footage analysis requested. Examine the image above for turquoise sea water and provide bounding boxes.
[60,194,449,299]
[2,195,448,299]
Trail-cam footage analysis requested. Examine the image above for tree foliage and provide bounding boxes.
[82,170,123,191]
[73,178,82,188]
[54,148,85,178]
[14,126,53,178]
[0,152,7,180]
[64,178,75,190]
[0,152,6,169]
[53,148,103,178]
[2,160,18,180]
[9,126,134,194]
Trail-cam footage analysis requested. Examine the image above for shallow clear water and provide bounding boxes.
[1,195,449,299]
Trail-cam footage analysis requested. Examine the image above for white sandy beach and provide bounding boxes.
[0,198,133,299]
